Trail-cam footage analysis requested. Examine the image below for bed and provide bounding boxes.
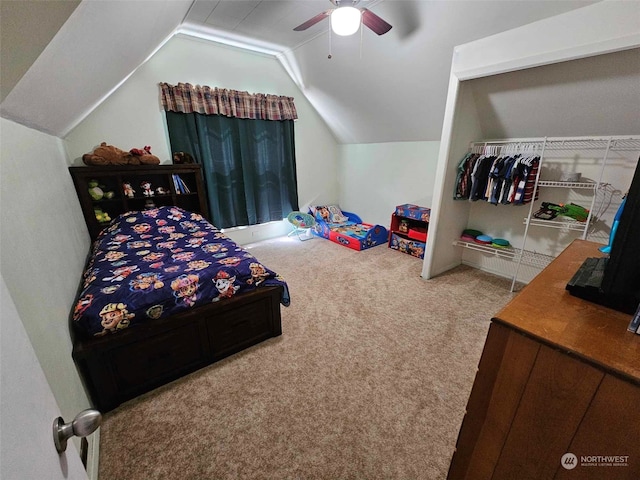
[310,204,388,251]
[70,206,289,412]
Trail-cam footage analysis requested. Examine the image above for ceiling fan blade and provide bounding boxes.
[293,10,331,31]
[361,9,392,35]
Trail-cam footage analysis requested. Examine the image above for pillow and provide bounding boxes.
[314,204,349,224]
[327,205,349,223]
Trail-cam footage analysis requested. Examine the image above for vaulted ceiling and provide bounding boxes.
[0,0,599,143]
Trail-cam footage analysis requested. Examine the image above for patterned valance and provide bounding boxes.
[159,83,298,120]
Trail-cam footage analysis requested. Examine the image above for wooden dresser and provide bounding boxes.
[448,240,640,480]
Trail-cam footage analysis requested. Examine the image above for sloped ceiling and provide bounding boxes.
[0,0,193,137]
[1,0,600,143]
[0,0,81,103]
[470,48,640,139]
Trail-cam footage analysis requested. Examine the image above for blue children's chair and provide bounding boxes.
[287,211,315,241]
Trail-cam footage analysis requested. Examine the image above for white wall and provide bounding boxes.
[62,35,447,243]
[469,48,640,139]
[337,141,440,227]
[64,34,341,243]
[423,80,484,277]
[0,118,92,437]
[1,274,88,480]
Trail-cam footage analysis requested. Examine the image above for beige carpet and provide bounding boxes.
[98,237,516,479]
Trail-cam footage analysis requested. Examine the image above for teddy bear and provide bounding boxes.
[82,142,160,166]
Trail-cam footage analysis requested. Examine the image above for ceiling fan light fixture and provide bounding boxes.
[331,6,361,36]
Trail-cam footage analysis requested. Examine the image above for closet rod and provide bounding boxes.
[469,136,640,151]
[469,135,640,145]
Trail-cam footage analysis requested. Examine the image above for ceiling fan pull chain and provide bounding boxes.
[328,26,333,59]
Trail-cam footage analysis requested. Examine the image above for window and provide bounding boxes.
[165,111,299,228]
[160,83,299,229]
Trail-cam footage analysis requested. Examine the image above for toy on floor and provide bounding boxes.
[287,211,315,241]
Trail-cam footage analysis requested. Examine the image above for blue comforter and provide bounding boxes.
[72,206,289,337]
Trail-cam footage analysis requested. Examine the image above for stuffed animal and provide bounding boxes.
[123,182,135,198]
[82,142,160,166]
[140,180,154,197]
[130,145,161,165]
[173,152,195,164]
[88,180,104,200]
[93,207,111,223]
[88,179,115,200]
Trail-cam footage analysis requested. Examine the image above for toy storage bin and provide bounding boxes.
[389,203,430,258]
[395,204,431,222]
[408,227,427,242]
[389,232,426,259]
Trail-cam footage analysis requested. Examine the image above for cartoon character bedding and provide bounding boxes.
[310,204,388,251]
[72,206,290,338]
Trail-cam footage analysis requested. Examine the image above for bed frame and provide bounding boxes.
[72,285,283,412]
[69,166,285,412]
[312,210,389,251]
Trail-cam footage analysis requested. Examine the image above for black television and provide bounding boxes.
[567,156,640,315]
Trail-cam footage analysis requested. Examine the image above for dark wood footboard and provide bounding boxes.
[72,286,283,412]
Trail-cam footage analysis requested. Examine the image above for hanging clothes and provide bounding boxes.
[453,149,540,206]
[499,156,518,204]
[489,155,515,205]
[469,155,496,201]
[510,155,540,204]
[454,152,480,200]
[522,156,540,204]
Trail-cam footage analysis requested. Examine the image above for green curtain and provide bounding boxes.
[165,111,299,229]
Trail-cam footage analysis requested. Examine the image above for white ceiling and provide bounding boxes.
[1,0,601,143]
[183,0,351,49]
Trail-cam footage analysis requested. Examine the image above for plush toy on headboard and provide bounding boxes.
[82,142,160,166]
[172,152,195,164]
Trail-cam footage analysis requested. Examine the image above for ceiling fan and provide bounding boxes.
[294,0,392,37]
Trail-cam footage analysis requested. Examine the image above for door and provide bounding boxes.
[1,274,88,480]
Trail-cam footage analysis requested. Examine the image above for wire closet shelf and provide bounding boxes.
[453,135,640,292]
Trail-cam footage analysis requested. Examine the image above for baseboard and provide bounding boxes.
[460,259,513,281]
[459,259,538,289]
[86,427,100,480]
[420,259,464,279]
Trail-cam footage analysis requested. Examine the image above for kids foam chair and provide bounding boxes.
[287,211,315,241]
